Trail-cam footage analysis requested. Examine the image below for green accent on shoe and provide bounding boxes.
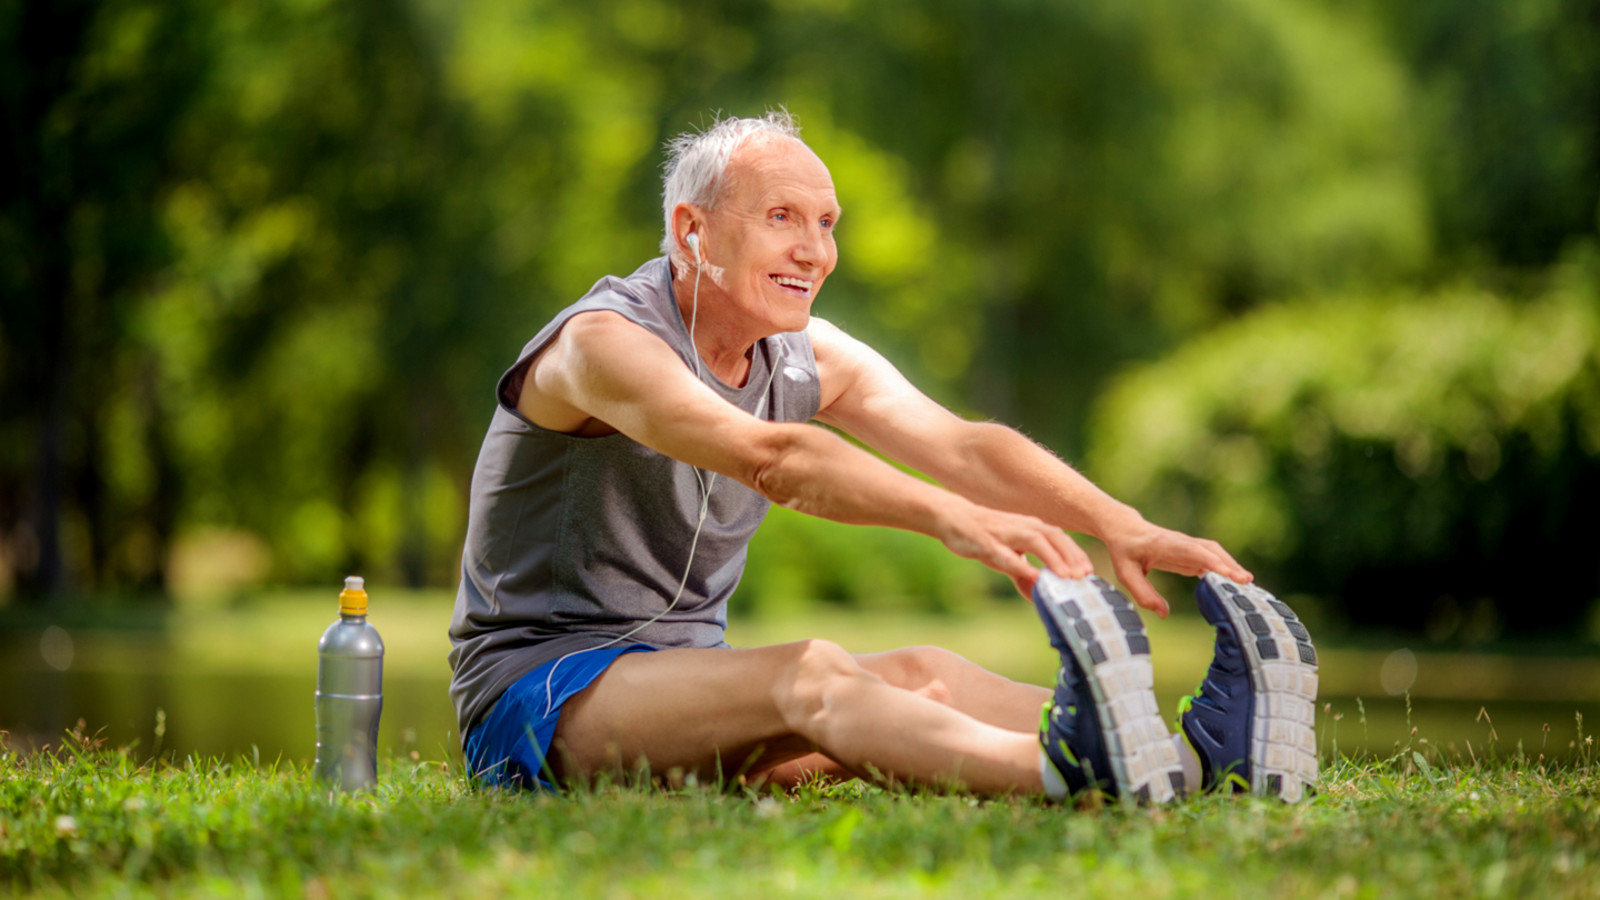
[1038,700,1081,772]
[1176,680,1203,720]
[1175,682,1203,744]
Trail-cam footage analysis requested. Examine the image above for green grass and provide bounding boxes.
[4,727,1599,899]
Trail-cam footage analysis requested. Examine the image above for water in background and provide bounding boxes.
[2,605,1596,766]
[2,665,456,763]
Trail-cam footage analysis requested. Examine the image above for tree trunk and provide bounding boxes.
[11,0,96,604]
[31,291,69,600]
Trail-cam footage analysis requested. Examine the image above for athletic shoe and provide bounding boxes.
[1178,573,1319,802]
[1033,571,1185,804]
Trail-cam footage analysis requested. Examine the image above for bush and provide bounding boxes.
[1086,255,1600,636]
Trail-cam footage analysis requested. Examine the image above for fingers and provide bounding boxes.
[1174,538,1252,584]
[949,508,1090,594]
[1014,520,1092,580]
[984,541,1040,595]
[1102,525,1254,616]
[1045,528,1094,578]
[1010,528,1065,580]
[1112,555,1170,619]
[1203,538,1253,583]
[1132,528,1253,585]
[1009,571,1036,599]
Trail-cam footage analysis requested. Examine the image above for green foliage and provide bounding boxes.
[0,0,211,594]
[3,729,1600,898]
[1364,0,1600,268]
[138,0,508,587]
[802,0,1430,448]
[1087,249,1600,634]
[2,0,1598,629]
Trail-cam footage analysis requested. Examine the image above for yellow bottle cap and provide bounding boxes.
[339,575,369,616]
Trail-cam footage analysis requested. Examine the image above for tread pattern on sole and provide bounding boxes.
[1202,573,1319,802]
[1037,573,1184,804]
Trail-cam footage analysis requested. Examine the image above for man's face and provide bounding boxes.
[699,136,840,334]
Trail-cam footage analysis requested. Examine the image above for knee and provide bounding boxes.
[776,639,869,735]
[880,645,967,704]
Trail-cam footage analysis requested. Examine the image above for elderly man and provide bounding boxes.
[448,112,1319,803]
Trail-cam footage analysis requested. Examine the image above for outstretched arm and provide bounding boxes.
[809,318,1250,616]
[523,311,1087,590]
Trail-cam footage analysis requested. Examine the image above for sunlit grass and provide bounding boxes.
[3,725,1598,899]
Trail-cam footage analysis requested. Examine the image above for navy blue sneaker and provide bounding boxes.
[1033,572,1184,804]
[1179,573,1319,802]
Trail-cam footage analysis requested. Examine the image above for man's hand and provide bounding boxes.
[934,500,1094,597]
[1099,516,1253,618]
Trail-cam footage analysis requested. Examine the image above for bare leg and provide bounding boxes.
[549,640,1044,794]
[855,645,1050,730]
[754,646,1050,787]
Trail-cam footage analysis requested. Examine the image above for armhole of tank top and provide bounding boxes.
[786,331,823,422]
[494,309,659,440]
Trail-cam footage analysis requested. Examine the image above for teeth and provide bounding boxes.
[771,276,812,290]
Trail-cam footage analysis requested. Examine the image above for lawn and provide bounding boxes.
[6,592,1600,896]
[3,725,1597,899]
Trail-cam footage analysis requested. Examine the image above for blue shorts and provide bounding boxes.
[464,644,656,790]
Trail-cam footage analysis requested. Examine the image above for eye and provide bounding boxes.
[771,211,789,223]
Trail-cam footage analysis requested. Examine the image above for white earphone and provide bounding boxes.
[686,230,701,263]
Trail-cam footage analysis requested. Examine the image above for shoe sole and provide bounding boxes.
[1199,573,1319,802]
[1036,573,1185,804]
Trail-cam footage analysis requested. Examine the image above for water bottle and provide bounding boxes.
[314,575,384,791]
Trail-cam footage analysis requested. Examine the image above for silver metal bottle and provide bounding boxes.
[314,575,384,791]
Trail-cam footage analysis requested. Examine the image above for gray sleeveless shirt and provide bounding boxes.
[447,257,821,738]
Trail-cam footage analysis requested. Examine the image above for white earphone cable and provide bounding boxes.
[540,247,783,716]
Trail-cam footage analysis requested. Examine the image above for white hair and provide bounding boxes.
[659,110,805,257]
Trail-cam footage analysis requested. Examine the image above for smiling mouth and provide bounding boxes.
[770,274,814,296]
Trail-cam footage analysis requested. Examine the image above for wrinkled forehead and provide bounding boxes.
[720,134,838,210]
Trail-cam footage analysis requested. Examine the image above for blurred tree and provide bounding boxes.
[436,0,1430,449]
[1,0,209,600]
[1365,0,1600,270]
[3,0,1596,625]
[1086,249,1600,635]
[796,0,1429,452]
[143,0,504,588]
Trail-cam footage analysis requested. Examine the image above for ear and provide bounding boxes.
[671,202,704,259]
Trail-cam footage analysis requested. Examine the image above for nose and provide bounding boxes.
[792,225,829,270]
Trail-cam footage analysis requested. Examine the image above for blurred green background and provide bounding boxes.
[2,0,1599,761]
